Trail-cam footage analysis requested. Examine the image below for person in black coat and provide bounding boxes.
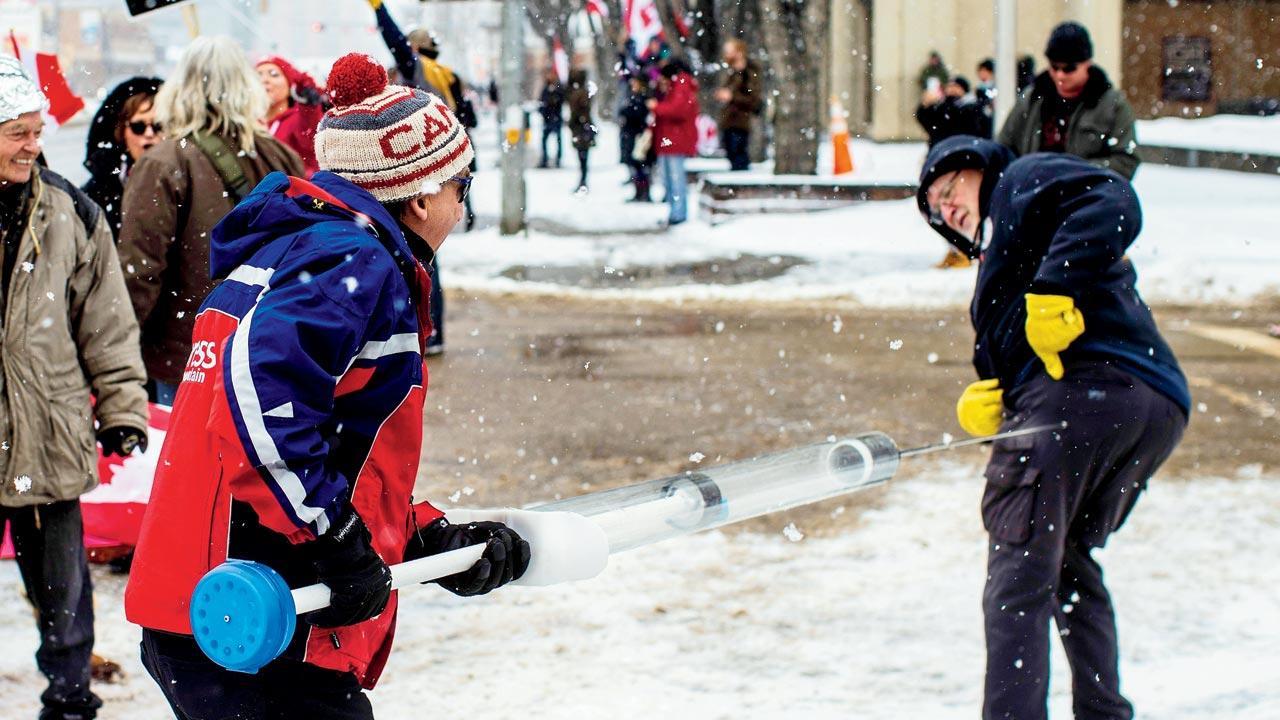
[618,74,655,202]
[82,76,163,240]
[915,76,989,147]
[917,136,1189,720]
[538,68,565,168]
[566,68,595,193]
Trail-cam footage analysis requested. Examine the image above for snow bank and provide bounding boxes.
[1137,114,1280,157]
[450,151,1280,308]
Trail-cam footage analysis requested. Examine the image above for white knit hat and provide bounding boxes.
[315,53,472,204]
[0,56,47,124]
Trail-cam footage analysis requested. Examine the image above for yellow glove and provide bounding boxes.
[956,378,1004,437]
[1024,293,1085,381]
[367,0,383,9]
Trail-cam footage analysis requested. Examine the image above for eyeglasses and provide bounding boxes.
[1048,61,1079,74]
[448,175,472,204]
[927,172,962,225]
[127,120,163,135]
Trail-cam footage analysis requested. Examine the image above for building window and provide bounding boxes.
[1162,36,1212,103]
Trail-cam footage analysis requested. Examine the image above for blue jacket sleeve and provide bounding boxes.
[374,4,419,87]
[223,240,398,542]
[1031,177,1142,298]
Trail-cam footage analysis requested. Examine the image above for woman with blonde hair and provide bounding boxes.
[118,36,302,404]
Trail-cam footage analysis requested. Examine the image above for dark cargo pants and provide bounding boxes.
[0,500,102,720]
[141,630,374,720]
[981,363,1186,720]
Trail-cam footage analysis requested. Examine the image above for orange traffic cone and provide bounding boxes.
[830,98,854,175]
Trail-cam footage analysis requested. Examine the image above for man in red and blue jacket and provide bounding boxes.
[126,54,527,719]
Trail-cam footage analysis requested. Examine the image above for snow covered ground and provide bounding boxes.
[2,461,1277,718]
[22,108,1280,719]
[452,125,1280,308]
[1137,114,1280,156]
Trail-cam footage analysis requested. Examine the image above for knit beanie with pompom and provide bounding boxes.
[314,53,473,204]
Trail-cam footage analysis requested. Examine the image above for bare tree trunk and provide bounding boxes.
[590,11,622,119]
[757,0,828,174]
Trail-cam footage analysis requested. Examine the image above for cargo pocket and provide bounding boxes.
[981,437,1040,545]
[45,392,97,486]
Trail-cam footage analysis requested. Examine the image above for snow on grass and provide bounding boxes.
[1,464,1277,718]
[449,143,1280,308]
[1137,114,1280,156]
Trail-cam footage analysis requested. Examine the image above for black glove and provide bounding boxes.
[305,509,392,628]
[407,519,531,597]
[98,426,147,457]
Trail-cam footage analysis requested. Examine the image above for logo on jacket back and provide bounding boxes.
[183,340,219,384]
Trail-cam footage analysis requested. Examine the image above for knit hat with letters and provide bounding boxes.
[314,53,472,203]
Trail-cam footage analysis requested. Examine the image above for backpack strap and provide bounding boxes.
[190,132,250,203]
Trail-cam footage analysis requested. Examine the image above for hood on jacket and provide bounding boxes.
[83,76,163,178]
[210,170,411,283]
[1028,65,1113,109]
[916,136,1015,258]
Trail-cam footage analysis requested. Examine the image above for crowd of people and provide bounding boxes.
[536,37,765,226]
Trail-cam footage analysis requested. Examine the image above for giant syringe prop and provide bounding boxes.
[189,424,1061,672]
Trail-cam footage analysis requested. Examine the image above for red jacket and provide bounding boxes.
[268,102,325,177]
[652,72,700,157]
[125,173,444,688]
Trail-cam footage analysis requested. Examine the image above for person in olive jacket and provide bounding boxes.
[715,39,763,171]
[0,57,148,720]
[998,22,1139,179]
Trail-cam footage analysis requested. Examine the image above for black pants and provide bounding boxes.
[141,630,373,720]
[540,123,562,166]
[981,363,1186,720]
[576,148,590,189]
[0,500,101,720]
[722,127,751,171]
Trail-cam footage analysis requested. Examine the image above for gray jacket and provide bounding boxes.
[1,167,148,506]
[998,67,1139,180]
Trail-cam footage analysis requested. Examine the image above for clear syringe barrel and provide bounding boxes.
[533,432,900,553]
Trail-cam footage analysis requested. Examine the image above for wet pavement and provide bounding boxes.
[416,292,1280,536]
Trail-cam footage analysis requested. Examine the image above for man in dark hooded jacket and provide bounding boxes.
[998,22,1139,180]
[917,136,1189,720]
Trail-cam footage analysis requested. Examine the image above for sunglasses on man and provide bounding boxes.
[1049,61,1079,74]
[447,175,472,204]
[127,120,163,135]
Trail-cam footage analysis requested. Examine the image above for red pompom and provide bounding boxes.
[326,53,389,107]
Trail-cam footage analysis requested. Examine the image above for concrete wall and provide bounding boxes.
[831,0,1123,140]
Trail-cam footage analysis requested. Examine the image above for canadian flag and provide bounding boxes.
[626,0,664,51]
[552,37,569,84]
[585,0,610,18]
[8,30,85,127]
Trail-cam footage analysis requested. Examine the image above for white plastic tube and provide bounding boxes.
[533,432,900,552]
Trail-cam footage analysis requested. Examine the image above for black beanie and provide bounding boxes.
[1045,22,1093,63]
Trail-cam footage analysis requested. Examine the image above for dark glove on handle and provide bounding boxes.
[305,509,392,628]
[98,427,148,457]
[408,519,531,597]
